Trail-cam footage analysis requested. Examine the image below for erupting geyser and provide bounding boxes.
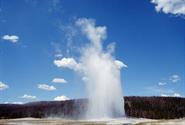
[76,18,126,119]
[54,18,127,119]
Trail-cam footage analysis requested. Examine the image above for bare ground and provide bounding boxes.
[0,118,184,125]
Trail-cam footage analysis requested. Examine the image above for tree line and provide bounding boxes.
[0,96,184,119]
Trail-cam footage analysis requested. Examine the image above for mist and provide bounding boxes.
[54,18,127,119]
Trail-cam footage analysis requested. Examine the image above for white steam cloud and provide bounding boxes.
[54,18,126,118]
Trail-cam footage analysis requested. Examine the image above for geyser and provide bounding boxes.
[54,18,127,119]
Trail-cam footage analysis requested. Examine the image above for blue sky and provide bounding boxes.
[0,0,184,104]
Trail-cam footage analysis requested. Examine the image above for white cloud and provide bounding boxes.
[38,84,56,91]
[12,102,24,104]
[3,102,9,104]
[145,86,174,94]
[169,74,181,83]
[0,81,9,90]
[2,35,19,43]
[114,60,128,69]
[158,82,167,86]
[4,102,23,104]
[52,78,67,83]
[161,94,169,97]
[54,95,69,101]
[173,93,181,97]
[76,18,107,49]
[20,94,37,99]
[54,57,80,71]
[161,93,181,97]
[151,0,185,16]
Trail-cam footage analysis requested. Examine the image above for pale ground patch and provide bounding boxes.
[0,117,184,125]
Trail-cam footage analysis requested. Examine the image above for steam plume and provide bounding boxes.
[54,18,127,119]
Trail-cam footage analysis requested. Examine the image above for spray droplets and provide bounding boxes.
[54,18,127,119]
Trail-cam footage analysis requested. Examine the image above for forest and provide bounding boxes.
[0,96,184,119]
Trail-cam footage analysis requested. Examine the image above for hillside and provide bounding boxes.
[0,96,185,119]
